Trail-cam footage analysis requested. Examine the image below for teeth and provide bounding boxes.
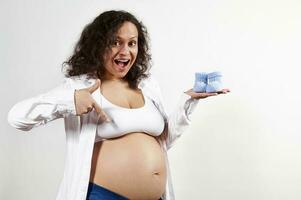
[115,59,129,62]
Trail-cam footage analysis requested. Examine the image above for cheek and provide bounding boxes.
[132,48,138,58]
[103,55,113,70]
[103,49,115,62]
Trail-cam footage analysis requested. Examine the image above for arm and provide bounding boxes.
[7,78,76,131]
[165,92,199,150]
[150,78,199,150]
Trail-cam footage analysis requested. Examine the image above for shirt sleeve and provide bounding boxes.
[7,78,76,131]
[150,77,200,150]
[165,92,199,150]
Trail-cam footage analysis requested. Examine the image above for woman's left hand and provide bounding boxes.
[184,88,231,99]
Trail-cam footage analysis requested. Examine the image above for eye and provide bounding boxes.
[113,40,121,46]
[129,40,137,47]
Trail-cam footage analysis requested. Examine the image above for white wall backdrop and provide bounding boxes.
[1,0,301,199]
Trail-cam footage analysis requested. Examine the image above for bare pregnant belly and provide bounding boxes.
[89,132,167,200]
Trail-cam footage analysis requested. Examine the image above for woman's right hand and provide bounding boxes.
[74,79,110,122]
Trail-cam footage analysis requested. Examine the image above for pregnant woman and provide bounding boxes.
[7,10,230,200]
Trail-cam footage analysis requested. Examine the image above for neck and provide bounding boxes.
[101,77,128,86]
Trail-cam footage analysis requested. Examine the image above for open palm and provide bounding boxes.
[184,88,231,99]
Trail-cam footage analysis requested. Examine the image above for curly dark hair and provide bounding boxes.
[62,10,152,89]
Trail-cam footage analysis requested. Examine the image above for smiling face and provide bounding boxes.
[102,21,138,81]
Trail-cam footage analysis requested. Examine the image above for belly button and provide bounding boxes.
[153,171,160,176]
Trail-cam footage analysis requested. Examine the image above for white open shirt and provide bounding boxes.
[7,74,200,200]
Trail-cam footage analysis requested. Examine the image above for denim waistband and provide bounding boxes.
[87,182,129,200]
[87,182,163,200]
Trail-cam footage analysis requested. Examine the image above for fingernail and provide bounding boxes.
[105,118,111,122]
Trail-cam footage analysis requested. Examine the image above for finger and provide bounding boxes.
[87,79,101,93]
[203,93,218,98]
[92,101,102,115]
[87,106,93,112]
[195,95,208,99]
[219,89,230,94]
[93,101,111,122]
[218,89,231,94]
[194,93,212,99]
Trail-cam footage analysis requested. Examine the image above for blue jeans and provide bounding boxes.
[86,182,163,200]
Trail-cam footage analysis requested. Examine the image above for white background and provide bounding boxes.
[1,0,301,199]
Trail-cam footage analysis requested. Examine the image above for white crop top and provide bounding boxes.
[95,89,165,143]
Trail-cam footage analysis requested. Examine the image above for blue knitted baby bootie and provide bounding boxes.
[193,72,207,92]
[206,71,222,93]
[193,71,222,93]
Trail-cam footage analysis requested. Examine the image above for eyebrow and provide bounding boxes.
[116,36,138,40]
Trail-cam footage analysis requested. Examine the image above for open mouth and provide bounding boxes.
[114,59,130,68]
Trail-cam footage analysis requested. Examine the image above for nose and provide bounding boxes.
[119,44,130,55]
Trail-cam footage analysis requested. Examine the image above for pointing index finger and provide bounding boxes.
[92,101,110,122]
